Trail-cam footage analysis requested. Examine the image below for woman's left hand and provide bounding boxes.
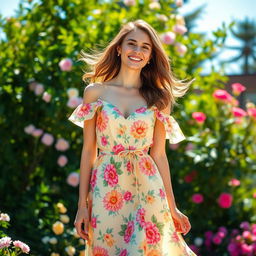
[170,207,191,235]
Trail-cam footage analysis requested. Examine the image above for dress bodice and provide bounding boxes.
[68,97,186,151]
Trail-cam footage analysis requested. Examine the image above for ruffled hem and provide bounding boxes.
[68,99,102,128]
[153,107,186,144]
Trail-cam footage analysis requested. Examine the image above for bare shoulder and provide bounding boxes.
[83,82,105,104]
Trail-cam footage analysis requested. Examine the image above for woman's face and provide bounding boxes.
[117,28,152,71]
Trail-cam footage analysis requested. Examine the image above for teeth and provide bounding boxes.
[129,56,142,61]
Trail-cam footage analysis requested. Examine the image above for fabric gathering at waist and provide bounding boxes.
[98,146,150,157]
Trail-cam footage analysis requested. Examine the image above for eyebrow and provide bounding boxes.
[126,38,152,47]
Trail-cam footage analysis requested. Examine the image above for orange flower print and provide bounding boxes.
[92,246,109,256]
[103,190,124,212]
[146,195,155,204]
[97,110,109,132]
[130,120,148,139]
[103,233,115,247]
[163,211,171,223]
[117,124,127,136]
[147,249,162,256]
[139,157,157,176]
[139,239,148,254]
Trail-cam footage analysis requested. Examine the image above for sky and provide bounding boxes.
[0,0,255,75]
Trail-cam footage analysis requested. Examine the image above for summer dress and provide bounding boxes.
[68,97,197,256]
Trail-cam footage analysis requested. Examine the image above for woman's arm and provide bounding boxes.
[149,103,178,214]
[77,83,102,208]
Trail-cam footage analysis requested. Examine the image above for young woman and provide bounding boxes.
[68,19,196,255]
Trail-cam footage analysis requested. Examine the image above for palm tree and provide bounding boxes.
[221,17,256,74]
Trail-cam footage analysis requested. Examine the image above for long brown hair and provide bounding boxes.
[79,19,195,111]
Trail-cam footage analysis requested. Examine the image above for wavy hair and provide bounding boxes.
[79,19,195,111]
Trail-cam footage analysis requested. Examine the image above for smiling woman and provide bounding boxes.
[68,19,196,256]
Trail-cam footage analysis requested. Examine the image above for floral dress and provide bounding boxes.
[68,97,197,256]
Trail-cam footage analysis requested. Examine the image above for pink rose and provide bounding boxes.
[34,83,44,95]
[91,217,97,228]
[42,91,52,102]
[176,0,183,7]
[228,178,240,187]
[119,249,128,256]
[184,170,197,183]
[192,193,204,204]
[173,24,187,35]
[24,124,36,134]
[0,236,12,249]
[41,133,54,146]
[124,191,132,201]
[101,136,108,146]
[192,112,206,124]
[124,0,136,6]
[161,32,176,45]
[175,42,187,56]
[55,138,70,151]
[67,96,83,108]
[217,192,233,208]
[145,221,161,244]
[213,89,233,102]
[112,144,125,154]
[232,107,247,117]
[57,155,68,167]
[136,208,146,228]
[31,128,43,137]
[67,172,79,187]
[231,83,246,96]
[247,108,256,118]
[59,58,73,71]
[212,234,222,244]
[104,164,118,187]
[159,188,165,199]
[90,169,98,191]
[124,221,134,243]
[13,240,30,253]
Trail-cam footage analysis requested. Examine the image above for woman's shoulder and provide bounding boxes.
[83,82,105,103]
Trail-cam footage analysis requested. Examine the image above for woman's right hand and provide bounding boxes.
[74,206,90,240]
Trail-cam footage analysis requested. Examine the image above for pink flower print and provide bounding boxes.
[145,221,161,245]
[90,169,98,191]
[128,145,136,150]
[119,248,128,256]
[136,208,146,228]
[103,190,124,212]
[96,110,109,132]
[101,136,108,146]
[135,106,147,113]
[77,103,91,118]
[139,157,157,176]
[126,161,133,173]
[93,246,109,256]
[113,107,123,116]
[112,144,125,154]
[91,217,97,228]
[124,191,132,201]
[171,231,180,243]
[124,221,135,243]
[159,188,166,199]
[104,164,118,187]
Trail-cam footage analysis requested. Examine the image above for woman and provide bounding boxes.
[68,19,197,255]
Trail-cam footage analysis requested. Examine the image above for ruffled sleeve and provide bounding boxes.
[153,107,186,144]
[68,99,102,128]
